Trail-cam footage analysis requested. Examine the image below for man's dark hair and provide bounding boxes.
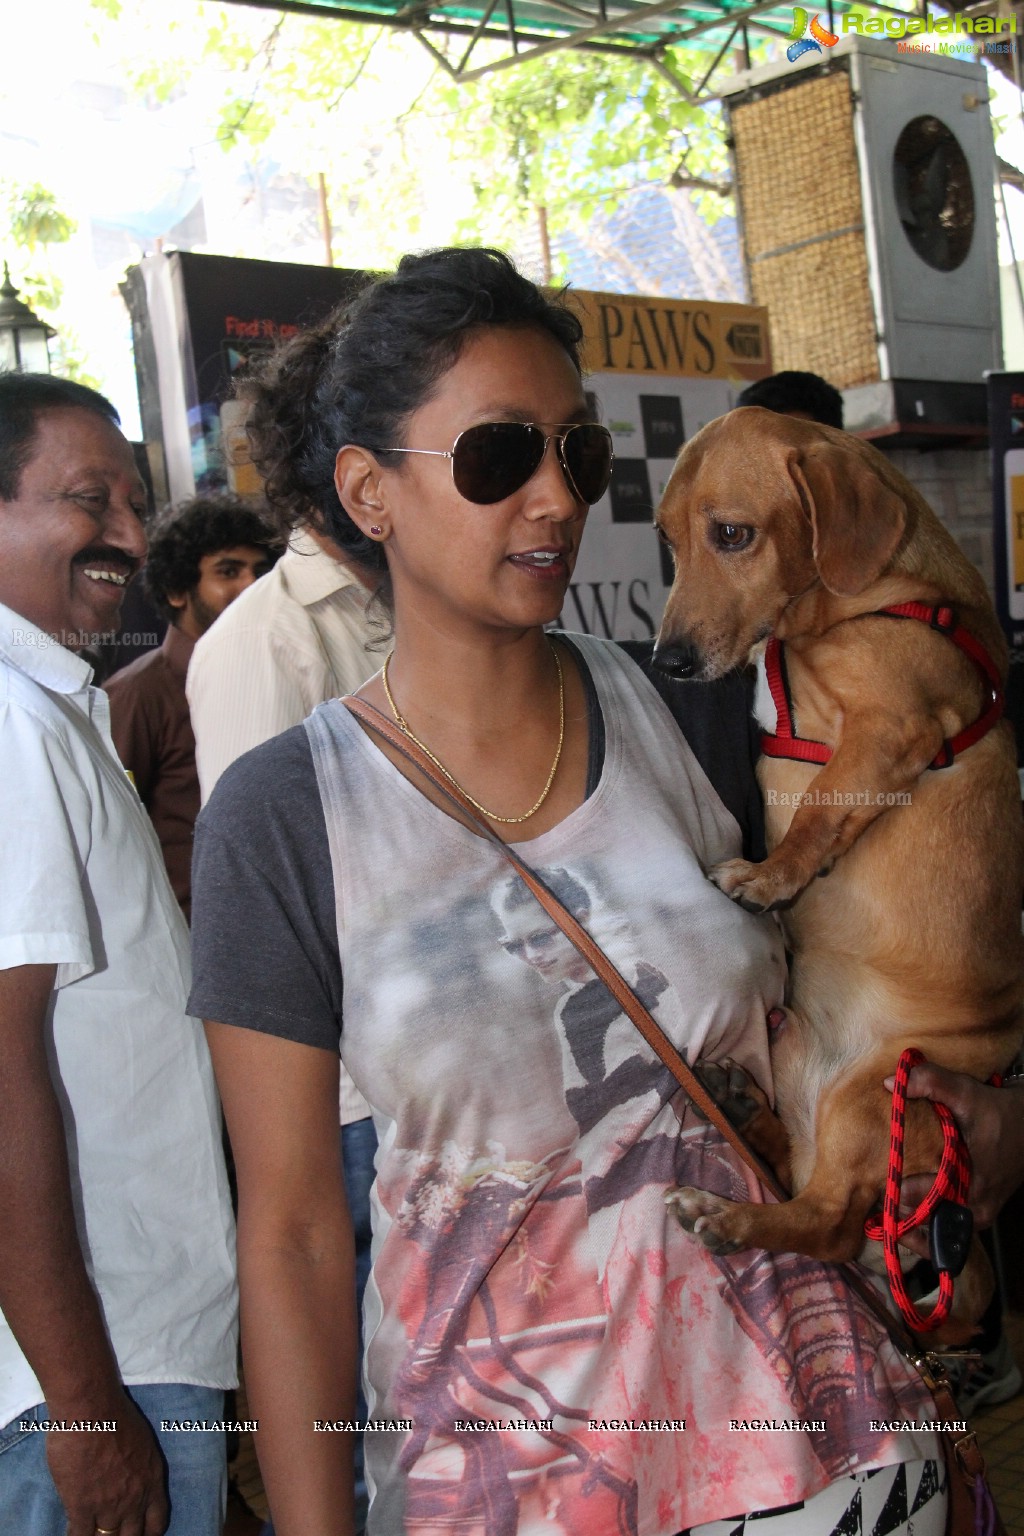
[735,370,844,431]
[0,371,121,501]
[143,494,282,623]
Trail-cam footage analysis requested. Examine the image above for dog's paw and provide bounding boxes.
[708,858,800,913]
[664,1186,745,1254]
[697,1054,793,1186]
[694,1057,768,1131]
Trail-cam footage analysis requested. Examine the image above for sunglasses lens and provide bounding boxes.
[451,423,545,505]
[562,425,614,505]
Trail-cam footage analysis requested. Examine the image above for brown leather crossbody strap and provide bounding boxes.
[342,695,945,1369]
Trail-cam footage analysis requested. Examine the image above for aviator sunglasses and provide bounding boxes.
[381,421,615,507]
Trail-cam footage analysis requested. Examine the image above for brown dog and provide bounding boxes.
[656,407,1023,1335]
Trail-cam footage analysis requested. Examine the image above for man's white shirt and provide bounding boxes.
[0,601,237,1429]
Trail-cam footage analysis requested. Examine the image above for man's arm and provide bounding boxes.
[0,963,167,1536]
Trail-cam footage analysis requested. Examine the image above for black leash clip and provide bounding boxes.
[929,1199,973,1278]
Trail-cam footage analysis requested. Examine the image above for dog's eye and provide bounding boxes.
[655,525,673,548]
[714,523,754,550]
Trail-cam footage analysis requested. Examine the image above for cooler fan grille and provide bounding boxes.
[892,115,975,272]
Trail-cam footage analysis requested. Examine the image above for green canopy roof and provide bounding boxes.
[220,0,925,95]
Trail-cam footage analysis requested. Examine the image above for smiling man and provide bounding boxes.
[0,373,237,1536]
[105,495,280,919]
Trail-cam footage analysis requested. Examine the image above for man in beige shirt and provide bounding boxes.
[188,526,379,802]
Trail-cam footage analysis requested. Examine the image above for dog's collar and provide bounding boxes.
[761,601,1005,770]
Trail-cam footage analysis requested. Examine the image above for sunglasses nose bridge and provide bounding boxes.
[529,429,583,508]
[529,434,579,512]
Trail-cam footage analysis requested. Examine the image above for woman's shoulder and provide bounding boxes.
[190,719,343,1046]
[601,635,764,860]
[200,722,320,844]
[194,718,347,913]
[560,632,756,740]
[615,637,755,723]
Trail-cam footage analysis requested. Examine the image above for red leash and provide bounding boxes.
[863,1047,972,1332]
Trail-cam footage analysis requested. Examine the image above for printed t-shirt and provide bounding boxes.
[189,635,935,1535]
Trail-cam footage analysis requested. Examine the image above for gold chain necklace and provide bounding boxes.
[381,644,565,825]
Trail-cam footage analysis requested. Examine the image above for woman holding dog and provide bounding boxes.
[189,248,1016,1536]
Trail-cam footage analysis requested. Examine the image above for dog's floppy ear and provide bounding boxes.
[790,443,907,596]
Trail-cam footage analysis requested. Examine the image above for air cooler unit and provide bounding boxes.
[721,35,1001,438]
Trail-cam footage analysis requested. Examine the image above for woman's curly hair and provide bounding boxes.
[245,247,584,582]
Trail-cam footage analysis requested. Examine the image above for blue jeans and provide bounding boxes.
[343,1116,376,1351]
[0,1384,226,1536]
[343,1115,376,1532]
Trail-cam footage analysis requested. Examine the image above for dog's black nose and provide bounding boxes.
[653,642,700,680]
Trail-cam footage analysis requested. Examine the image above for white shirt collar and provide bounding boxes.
[0,599,94,695]
[284,528,369,608]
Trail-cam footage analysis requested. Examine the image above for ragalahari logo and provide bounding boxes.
[787,8,839,61]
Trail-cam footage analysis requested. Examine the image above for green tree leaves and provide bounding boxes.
[84,0,734,272]
[0,182,97,385]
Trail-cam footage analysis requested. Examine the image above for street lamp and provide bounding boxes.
[0,261,55,373]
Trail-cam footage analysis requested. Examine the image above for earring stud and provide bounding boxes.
[369,524,383,537]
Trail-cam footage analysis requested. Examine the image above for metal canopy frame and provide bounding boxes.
[218,0,950,99]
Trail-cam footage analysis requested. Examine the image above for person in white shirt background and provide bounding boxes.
[187,523,376,802]
[0,371,237,1536]
[187,471,380,1534]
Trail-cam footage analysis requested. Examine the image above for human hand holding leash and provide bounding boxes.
[891,1063,1024,1241]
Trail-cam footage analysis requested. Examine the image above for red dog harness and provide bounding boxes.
[761,602,1005,769]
